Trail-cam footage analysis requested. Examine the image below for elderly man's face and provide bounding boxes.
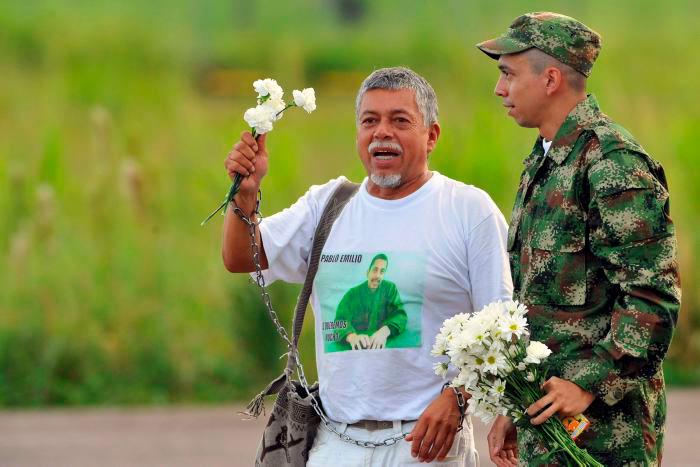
[356,88,438,194]
[494,52,548,129]
[366,259,387,290]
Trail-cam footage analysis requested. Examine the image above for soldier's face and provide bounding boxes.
[494,52,548,128]
[356,88,439,192]
[366,259,387,290]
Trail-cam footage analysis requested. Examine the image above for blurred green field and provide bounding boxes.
[1,0,699,406]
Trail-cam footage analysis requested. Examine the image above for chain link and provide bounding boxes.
[233,193,408,448]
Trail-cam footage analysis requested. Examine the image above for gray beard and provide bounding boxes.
[370,173,402,188]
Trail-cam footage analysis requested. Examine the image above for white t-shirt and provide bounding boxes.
[258,172,513,423]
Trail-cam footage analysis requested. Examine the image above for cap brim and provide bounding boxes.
[476,35,532,59]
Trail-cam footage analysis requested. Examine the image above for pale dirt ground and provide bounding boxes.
[0,389,697,466]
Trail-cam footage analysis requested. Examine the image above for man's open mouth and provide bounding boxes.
[372,150,400,160]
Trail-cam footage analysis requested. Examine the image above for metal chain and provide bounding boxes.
[232,193,407,448]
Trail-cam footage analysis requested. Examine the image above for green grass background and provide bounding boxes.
[1,0,698,406]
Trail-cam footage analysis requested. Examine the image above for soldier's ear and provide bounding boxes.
[544,67,563,96]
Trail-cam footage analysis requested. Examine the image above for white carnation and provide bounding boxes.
[263,98,287,117]
[253,78,284,100]
[292,88,316,113]
[243,104,276,134]
[524,341,552,365]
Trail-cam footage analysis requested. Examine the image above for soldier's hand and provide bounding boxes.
[368,326,390,349]
[346,333,370,350]
[526,377,595,425]
[224,131,269,202]
[405,387,466,462]
[487,415,518,467]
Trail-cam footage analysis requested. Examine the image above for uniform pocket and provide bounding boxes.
[523,240,587,306]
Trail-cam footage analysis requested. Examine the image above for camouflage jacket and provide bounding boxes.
[509,95,681,466]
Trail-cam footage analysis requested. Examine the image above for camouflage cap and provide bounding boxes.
[476,12,601,77]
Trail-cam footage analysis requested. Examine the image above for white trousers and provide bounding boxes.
[307,418,479,467]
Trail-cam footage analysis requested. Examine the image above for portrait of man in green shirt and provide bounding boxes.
[334,253,408,350]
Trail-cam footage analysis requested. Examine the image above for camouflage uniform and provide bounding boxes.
[477,13,681,467]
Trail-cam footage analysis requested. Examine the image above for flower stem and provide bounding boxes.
[201,128,262,225]
[201,105,295,226]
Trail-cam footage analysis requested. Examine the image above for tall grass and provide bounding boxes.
[1,0,699,405]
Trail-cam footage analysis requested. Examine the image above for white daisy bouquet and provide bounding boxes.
[201,78,316,225]
[432,300,603,467]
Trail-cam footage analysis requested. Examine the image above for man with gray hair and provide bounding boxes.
[222,66,512,465]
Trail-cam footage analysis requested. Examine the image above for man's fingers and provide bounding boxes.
[435,430,455,461]
[409,420,428,457]
[488,429,504,455]
[228,154,255,173]
[227,161,253,177]
[495,452,511,467]
[232,141,257,162]
[530,401,559,425]
[417,424,439,461]
[424,426,448,463]
[527,392,554,416]
[505,448,518,466]
[489,436,505,464]
[360,335,370,348]
[240,131,259,152]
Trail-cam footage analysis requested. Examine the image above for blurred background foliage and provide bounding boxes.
[1,0,699,406]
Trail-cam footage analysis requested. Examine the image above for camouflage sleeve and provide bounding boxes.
[569,149,681,405]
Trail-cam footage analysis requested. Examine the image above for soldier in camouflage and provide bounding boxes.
[476,12,681,467]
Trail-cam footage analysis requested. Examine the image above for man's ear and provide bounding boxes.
[544,67,563,96]
[426,122,441,155]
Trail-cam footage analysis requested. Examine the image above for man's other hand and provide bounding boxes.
[346,333,370,350]
[527,376,595,425]
[487,415,518,467]
[405,387,465,462]
[368,326,390,349]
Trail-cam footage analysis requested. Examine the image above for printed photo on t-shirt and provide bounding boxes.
[314,251,425,353]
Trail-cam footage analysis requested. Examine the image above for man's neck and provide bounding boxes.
[539,93,587,141]
[367,170,432,200]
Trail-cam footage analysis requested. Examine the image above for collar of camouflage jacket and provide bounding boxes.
[542,93,602,165]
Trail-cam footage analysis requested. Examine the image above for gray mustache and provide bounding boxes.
[368,140,403,155]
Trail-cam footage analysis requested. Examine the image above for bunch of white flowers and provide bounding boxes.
[432,300,603,466]
[202,78,317,225]
[432,300,535,424]
[242,79,316,135]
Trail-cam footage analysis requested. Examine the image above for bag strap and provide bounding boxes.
[291,180,360,350]
[242,180,358,417]
[283,179,410,448]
